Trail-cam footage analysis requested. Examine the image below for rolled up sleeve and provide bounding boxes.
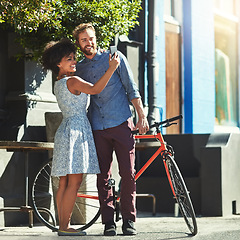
[117,51,141,101]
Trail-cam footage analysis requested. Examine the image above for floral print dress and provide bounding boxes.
[51,77,100,177]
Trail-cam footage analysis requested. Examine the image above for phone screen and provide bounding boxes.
[110,46,117,58]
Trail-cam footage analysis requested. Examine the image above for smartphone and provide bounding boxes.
[110,46,117,59]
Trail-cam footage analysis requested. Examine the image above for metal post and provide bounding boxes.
[147,0,158,126]
[25,152,29,207]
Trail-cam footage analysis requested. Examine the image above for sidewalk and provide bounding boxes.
[0,212,240,240]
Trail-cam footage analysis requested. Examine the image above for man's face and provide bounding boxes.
[77,29,97,57]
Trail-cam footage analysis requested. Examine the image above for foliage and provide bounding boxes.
[0,0,142,60]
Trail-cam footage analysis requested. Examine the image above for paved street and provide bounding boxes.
[0,212,240,240]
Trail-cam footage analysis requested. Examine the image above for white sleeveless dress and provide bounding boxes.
[51,77,100,177]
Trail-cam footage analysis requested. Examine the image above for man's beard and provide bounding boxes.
[80,45,96,56]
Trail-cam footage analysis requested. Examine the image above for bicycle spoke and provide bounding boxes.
[165,155,197,235]
[31,161,101,231]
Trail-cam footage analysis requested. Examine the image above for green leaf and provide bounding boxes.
[0,0,142,60]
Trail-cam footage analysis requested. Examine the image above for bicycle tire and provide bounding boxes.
[31,160,101,231]
[165,154,198,235]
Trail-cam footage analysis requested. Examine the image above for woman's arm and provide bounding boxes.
[67,54,120,95]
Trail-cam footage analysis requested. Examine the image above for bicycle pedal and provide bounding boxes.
[108,178,115,187]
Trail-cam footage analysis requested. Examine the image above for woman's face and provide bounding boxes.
[57,52,77,74]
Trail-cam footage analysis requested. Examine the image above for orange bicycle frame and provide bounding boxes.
[134,131,176,198]
[77,131,177,201]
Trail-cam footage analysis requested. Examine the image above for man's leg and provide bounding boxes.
[93,130,115,223]
[111,120,137,235]
[112,120,136,222]
[93,130,117,236]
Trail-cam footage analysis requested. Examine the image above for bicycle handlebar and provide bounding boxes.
[150,114,183,128]
[131,114,183,134]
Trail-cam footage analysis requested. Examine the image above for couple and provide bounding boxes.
[42,23,149,237]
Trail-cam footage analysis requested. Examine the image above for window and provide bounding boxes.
[164,0,172,16]
[214,0,236,15]
[214,14,238,127]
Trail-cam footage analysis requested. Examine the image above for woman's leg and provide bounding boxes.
[56,176,68,228]
[57,174,83,231]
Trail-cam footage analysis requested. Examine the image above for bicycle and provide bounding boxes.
[31,114,198,235]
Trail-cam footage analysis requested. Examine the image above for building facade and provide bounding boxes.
[1,0,240,140]
[1,0,240,224]
[137,0,240,134]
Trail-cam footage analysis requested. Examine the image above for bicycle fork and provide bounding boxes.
[161,149,177,199]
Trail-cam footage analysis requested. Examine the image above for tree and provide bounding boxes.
[0,0,142,60]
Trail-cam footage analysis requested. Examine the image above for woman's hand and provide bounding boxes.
[109,53,120,70]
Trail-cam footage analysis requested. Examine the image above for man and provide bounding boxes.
[73,23,149,236]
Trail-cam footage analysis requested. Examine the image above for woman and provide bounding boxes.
[42,38,120,236]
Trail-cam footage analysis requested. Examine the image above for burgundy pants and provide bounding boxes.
[93,120,136,224]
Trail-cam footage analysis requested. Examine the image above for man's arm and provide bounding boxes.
[117,51,149,134]
[117,51,141,100]
[131,98,149,134]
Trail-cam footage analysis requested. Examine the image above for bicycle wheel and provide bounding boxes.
[31,160,101,231]
[165,154,198,235]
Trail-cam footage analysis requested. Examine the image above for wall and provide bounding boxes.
[182,0,215,133]
[0,32,59,226]
[201,133,240,216]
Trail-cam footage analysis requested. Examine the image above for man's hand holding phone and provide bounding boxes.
[110,46,118,59]
[109,46,120,70]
